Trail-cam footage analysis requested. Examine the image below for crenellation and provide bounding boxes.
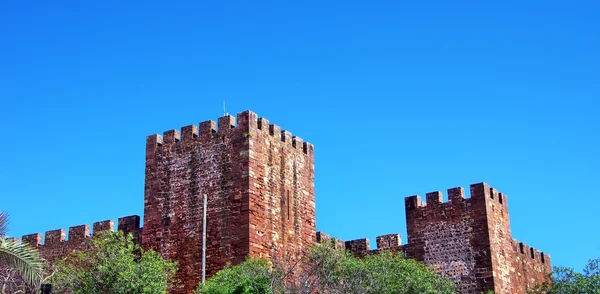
[22,233,42,247]
[469,182,490,202]
[405,195,425,211]
[376,233,401,250]
[236,110,258,131]
[163,129,181,144]
[93,220,114,233]
[45,229,65,245]
[426,191,443,206]
[281,130,292,144]
[303,142,314,155]
[316,231,331,244]
[292,136,303,149]
[181,124,198,141]
[118,215,140,232]
[512,240,549,265]
[316,232,345,250]
[68,225,90,242]
[269,123,281,137]
[406,183,510,213]
[118,215,142,244]
[22,217,142,263]
[345,238,370,256]
[146,134,163,148]
[257,117,269,131]
[217,115,236,133]
[448,186,465,203]
[199,120,217,138]
[490,187,498,200]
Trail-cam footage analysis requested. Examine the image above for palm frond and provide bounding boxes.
[0,239,45,286]
[0,211,8,237]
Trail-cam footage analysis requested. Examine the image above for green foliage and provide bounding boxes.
[530,258,600,294]
[50,230,178,294]
[196,258,273,294]
[0,211,44,287]
[197,243,455,294]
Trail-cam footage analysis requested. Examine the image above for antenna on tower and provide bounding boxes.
[223,101,229,116]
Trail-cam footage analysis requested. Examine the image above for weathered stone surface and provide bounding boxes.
[20,217,136,263]
[376,233,401,250]
[142,110,315,293]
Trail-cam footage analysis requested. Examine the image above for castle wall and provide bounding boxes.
[20,215,141,262]
[511,239,552,293]
[247,115,315,259]
[142,110,315,293]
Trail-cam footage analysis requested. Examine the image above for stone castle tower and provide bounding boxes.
[142,110,315,292]
[328,183,552,293]
[18,110,551,294]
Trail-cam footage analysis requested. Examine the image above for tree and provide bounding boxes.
[50,230,178,294]
[196,258,273,294]
[0,211,44,291]
[197,242,456,294]
[530,258,600,294]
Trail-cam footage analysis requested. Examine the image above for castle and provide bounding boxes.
[18,110,551,293]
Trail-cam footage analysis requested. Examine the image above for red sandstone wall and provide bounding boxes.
[511,239,552,293]
[404,185,490,293]
[20,216,141,262]
[142,110,315,293]
[484,185,514,293]
[248,115,315,259]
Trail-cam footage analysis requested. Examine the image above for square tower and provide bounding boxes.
[404,183,551,293]
[142,110,315,293]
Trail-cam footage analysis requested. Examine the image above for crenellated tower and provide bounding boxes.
[142,110,315,293]
[320,182,552,294]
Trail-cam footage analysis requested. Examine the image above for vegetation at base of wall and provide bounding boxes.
[529,258,600,294]
[196,242,456,294]
[50,231,178,294]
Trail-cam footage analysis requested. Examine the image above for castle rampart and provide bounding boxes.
[20,215,141,262]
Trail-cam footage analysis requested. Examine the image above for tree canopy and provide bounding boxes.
[197,243,455,294]
[50,230,178,294]
[531,258,600,294]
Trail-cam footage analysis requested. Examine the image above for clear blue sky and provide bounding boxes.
[1,1,598,272]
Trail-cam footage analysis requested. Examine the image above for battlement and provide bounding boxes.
[376,233,402,250]
[512,238,550,265]
[21,215,140,248]
[146,110,314,155]
[345,238,370,256]
[405,182,508,212]
[315,232,345,249]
